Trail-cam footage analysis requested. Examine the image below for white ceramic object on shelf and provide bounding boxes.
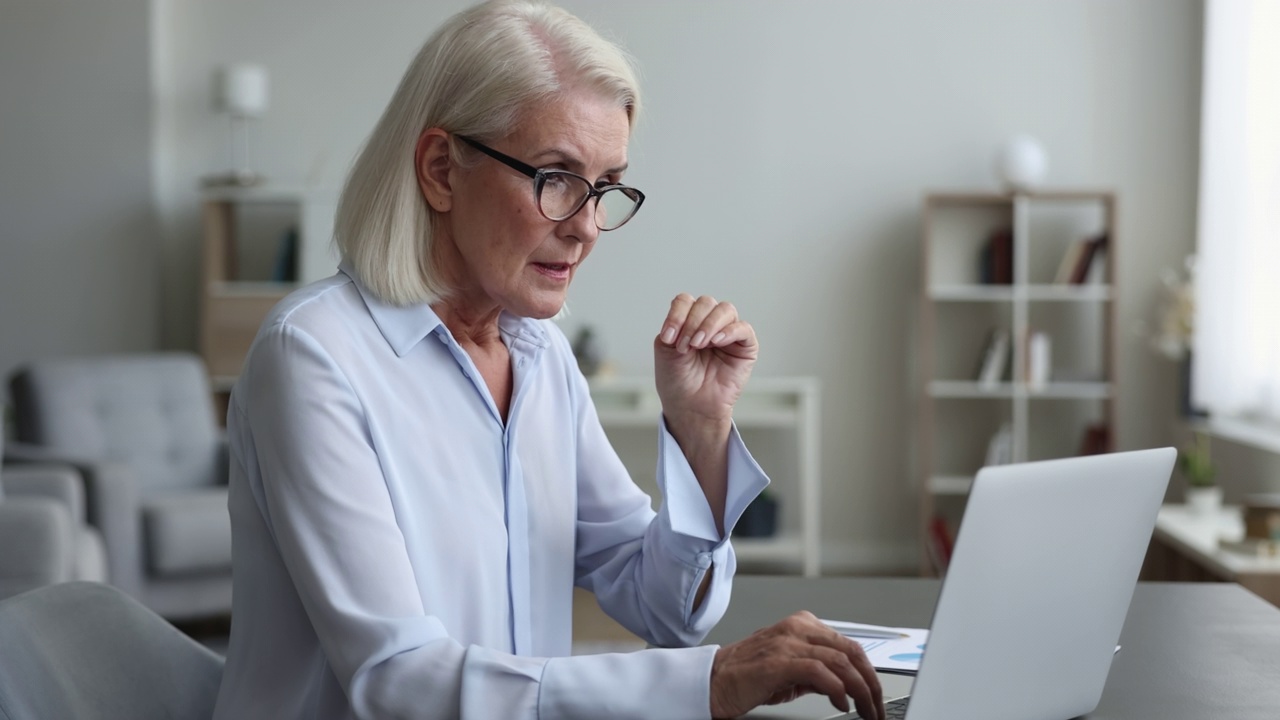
[994,134,1049,191]
[1187,485,1224,518]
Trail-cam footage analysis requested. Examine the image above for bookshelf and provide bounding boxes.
[589,376,822,576]
[917,190,1117,574]
[199,186,306,408]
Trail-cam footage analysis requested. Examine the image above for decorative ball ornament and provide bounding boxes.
[994,134,1049,191]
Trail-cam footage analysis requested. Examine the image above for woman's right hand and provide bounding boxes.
[709,611,884,720]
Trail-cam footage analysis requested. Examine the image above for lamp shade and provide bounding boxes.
[993,134,1049,191]
[217,64,269,118]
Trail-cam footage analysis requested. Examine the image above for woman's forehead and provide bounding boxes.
[512,91,630,170]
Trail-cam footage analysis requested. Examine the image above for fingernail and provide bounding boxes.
[661,327,676,344]
[677,335,690,353]
[692,331,706,348]
[711,332,726,345]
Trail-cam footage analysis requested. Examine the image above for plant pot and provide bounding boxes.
[736,494,779,538]
[1186,486,1223,518]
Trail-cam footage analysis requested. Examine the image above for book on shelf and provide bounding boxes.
[926,515,954,574]
[1083,241,1108,284]
[985,422,1014,467]
[1053,239,1088,284]
[271,226,299,283]
[978,227,1014,285]
[1079,422,1111,455]
[976,329,1011,388]
[1054,233,1109,285]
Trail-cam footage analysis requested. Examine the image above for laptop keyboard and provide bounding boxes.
[851,697,909,719]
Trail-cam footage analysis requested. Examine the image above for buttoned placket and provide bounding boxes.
[432,325,541,656]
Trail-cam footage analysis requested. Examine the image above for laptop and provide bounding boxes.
[788,448,1176,720]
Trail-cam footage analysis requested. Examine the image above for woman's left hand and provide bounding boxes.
[653,293,758,429]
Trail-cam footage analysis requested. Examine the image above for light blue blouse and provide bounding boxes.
[212,267,769,720]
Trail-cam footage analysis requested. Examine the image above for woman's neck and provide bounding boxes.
[433,297,504,349]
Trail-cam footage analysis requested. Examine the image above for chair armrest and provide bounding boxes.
[0,498,74,599]
[5,442,141,597]
[1,464,86,523]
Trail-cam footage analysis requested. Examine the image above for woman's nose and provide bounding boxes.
[560,198,601,244]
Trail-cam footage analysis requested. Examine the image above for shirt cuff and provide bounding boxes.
[539,645,717,720]
[656,419,770,544]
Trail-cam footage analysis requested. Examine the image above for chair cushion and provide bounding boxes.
[142,489,231,576]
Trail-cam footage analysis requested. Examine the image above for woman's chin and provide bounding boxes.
[507,293,567,320]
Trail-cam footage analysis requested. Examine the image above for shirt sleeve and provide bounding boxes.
[569,367,771,650]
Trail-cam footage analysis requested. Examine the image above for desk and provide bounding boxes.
[704,576,1280,719]
[1145,504,1280,607]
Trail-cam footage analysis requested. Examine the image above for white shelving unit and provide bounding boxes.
[917,190,1118,573]
[589,376,822,577]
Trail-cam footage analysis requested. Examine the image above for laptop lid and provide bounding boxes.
[905,448,1175,720]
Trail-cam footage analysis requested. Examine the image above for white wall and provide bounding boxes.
[0,0,159,383]
[153,0,1204,570]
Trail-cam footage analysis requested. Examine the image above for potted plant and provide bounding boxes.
[1181,432,1221,517]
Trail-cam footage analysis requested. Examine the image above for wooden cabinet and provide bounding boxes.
[917,190,1117,573]
[199,187,304,397]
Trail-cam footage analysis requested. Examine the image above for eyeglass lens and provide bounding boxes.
[538,172,641,231]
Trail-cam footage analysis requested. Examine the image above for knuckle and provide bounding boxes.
[674,292,695,304]
[798,658,826,676]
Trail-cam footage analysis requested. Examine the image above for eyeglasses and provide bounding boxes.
[458,135,645,232]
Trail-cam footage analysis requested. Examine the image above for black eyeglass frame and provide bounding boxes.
[457,135,645,231]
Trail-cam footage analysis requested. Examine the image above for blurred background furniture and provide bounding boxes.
[7,353,232,619]
[1142,504,1280,607]
[0,433,108,600]
[0,582,224,720]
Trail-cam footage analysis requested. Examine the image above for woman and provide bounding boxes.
[213,2,882,719]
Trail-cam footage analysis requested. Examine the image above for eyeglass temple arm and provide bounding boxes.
[457,136,540,178]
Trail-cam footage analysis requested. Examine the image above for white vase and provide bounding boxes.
[1187,486,1224,518]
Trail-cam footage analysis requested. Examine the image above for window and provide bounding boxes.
[1193,0,1280,424]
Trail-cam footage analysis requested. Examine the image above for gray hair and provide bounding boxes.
[334,0,642,306]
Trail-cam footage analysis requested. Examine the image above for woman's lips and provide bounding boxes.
[532,262,572,281]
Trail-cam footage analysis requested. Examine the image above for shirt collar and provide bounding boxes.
[339,262,550,357]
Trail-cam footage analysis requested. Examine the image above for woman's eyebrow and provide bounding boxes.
[532,148,628,176]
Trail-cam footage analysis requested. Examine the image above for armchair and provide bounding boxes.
[8,353,232,619]
[0,430,108,600]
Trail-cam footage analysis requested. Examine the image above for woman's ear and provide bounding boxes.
[415,128,454,212]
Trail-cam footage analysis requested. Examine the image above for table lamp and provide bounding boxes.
[204,63,269,187]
